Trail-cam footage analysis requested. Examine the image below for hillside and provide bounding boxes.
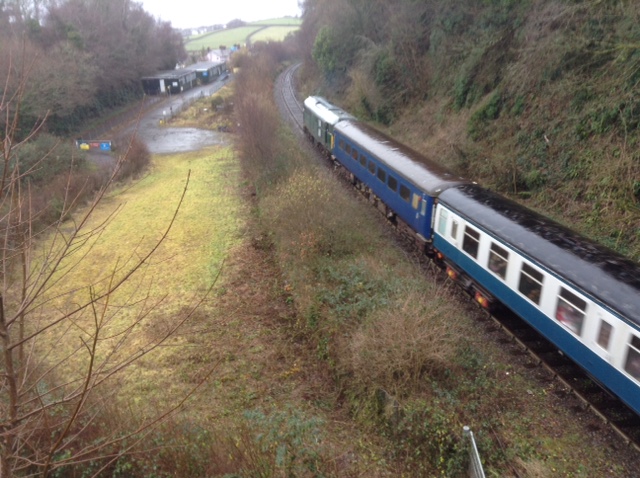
[297,0,640,259]
[186,18,301,51]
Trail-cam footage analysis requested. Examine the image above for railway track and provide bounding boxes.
[277,63,304,132]
[277,64,640,454]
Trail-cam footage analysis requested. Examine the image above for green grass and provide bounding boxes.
[250,26,299,43]
[186,19,300,51]
[186,26,263,50]
[40,146,246,412]
[252,18,301,26]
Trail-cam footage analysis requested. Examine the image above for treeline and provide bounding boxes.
[1,0,185,137]
[297,0,640,257]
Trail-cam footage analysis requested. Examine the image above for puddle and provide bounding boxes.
[142,127,228,154]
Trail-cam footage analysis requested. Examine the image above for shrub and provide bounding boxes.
[347,290,459,394]
[115,134,151,180]
[13,133,86,185]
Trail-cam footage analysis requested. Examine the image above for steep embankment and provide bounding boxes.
[302,0,640,258]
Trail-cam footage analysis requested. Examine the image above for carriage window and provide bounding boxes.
[388,175,398,191]
[624,335,640,381]
[351,148,358,160]
[377,168,386,183]
[346,144,351,155]
[399,184,411,202]
[368,161,376,174]
[437,209,448,235]
[339,139,345,150]
[555,288,586,336]
[412,193,421,210]
[488,243,509,280]
[451,221,458,240]
[597,320,612,350]
[462,226,480,258]
[359,154,367,166]
[518,263,544,305]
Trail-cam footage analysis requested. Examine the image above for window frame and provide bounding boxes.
[554,287,587,336]
[462,226,480,259]
[399,184,411,202]
[596,320,612,350]
[624,335,640,381]
[488,242,509,280]
[518,262,544,305]
[387,175,398,192]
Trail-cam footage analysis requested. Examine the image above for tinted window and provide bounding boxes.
[377,168,386,182]
[597,321,612,350]
[462,226,480,258]
[555,288,587,336]
[625,335,640,381]
[368,161,376,174]
[339,139,345,150]
[388,176,397,191]
[352,148,358,160]
[488,243,509,280]
[399,184,411,202]
[359,154,367,166]
[518,263,544,305]
[451,221,458,240]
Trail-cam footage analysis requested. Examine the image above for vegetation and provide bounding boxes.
[1,0,185,137]
[231,42,640,476]
[298,0,640,259]
[3,0,640,475]
[185,20,301,52]
[250,26,300,43]
[186,26,264,51]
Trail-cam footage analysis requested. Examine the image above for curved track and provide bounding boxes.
[277,63,304,132]
[278,63,640,454]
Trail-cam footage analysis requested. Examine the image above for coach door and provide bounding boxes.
[411,193,430,236]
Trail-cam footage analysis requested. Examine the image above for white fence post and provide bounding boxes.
[463,426,486,478]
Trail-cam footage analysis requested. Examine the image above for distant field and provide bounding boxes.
[185,18,301,51]
[249,26,299,43]
[252,17,301,26]
[186,26,263,50]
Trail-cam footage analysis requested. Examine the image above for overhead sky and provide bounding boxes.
[138,0,302,29]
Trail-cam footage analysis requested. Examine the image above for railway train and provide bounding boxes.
[303,95,640,417]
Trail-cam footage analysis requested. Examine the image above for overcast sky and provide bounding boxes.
[138,0,302,29]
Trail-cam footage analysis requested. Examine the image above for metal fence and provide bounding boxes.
[463,426,486,478]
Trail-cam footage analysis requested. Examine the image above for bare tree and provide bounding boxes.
[0,46,213,478]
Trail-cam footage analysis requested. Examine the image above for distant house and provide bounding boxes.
[206,49,230,64]
[141,68,197,95]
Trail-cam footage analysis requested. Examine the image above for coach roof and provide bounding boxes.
[439,183,640,327]
[334,119,469,196]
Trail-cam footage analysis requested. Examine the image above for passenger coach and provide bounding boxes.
[332,119,468,247]
[433,183,640,415]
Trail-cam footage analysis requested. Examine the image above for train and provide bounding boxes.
[303,95,640,417]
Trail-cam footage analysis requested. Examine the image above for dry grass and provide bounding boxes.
[347,291,459,395]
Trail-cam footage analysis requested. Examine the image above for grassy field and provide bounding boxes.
[250,26,299,43]
[252,18,301,26]
[186,26,263,50]
[185,19,300,51]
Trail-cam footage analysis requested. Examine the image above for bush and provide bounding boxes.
[114,134,151,180]
[13,133,86,185]
[347,291,459,394]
